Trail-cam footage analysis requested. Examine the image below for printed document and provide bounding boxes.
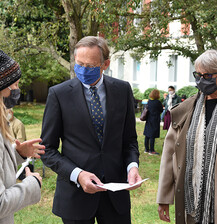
[97,178,149,192]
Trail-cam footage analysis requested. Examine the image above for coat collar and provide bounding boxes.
[171,93,199,129]
[68,78,95,138]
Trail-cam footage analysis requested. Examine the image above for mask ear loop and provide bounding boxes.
[8,87,12,91]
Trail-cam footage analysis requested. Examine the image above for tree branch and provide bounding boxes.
[30,45,70,71]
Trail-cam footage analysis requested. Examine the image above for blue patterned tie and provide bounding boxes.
[90,87,104,144]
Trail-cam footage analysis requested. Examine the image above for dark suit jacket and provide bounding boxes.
[41,75,140,220]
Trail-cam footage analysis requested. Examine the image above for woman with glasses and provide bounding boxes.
[157,49,217,224]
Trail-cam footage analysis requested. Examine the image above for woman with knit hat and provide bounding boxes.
[0,50,45,224]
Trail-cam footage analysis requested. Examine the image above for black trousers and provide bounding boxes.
[145,136,155,151]
[62,191,131,224]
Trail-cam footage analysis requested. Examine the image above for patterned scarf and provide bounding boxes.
[185,93,217,223]
[167,92,175,111]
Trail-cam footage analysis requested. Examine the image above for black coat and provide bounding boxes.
[40,75,139,220]
[143,99,163,138]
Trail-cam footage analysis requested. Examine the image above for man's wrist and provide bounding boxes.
[70,167,83,187]
[127,162,138,173]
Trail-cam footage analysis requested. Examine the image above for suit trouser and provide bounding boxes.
[62,191,131,224]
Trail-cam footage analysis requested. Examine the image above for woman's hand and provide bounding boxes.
[25,167,42,187]
[158,204,170,222]
[15,138,45,159]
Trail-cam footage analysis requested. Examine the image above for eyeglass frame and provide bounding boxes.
[193,71,217,81]
[75,62,104,72]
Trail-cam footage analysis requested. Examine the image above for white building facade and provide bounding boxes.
[104,3,197,93]
[106,50,196,93]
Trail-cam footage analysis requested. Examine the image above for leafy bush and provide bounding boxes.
[177,85,198,98]
[133,88,144,100]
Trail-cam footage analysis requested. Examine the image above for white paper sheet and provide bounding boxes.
[96,178,149,192]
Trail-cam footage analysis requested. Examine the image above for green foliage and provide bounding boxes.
[0,8,70,93]
[17,51,69,89]
[97,0,217,62]
[1,0,217,76]
[177,85,199,98]
[133,88,143,100]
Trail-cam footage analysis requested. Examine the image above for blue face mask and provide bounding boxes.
[74,64,101,85]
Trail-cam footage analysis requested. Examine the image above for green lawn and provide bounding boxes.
[13,103,175,224]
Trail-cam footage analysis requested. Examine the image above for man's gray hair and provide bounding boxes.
[195,49,217,73]
[74,36,110,63]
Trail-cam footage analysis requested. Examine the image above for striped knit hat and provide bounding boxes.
[0,50,21,91]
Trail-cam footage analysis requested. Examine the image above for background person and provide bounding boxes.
[143,89,163,155]
[157,49,217,223]
[0,50,45,224]
[160,92,168,121]
[7,108,26,143]
[41,36,142,224]
[162,86,181,130]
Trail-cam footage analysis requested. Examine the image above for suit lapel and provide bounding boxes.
[69,78,98,141]
[103,76,117,143]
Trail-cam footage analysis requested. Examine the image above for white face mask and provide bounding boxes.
[169,91,174,95]
[7,113,12,121]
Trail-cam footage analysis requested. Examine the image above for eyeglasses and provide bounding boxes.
[193,71,217,81]
[76,63,103,72]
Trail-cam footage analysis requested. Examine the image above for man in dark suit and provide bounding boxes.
[41,36,142,224]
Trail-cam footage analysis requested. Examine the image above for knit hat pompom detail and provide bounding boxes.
[0,50,21,91]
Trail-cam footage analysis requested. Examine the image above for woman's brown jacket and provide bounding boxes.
[157,93,217,224]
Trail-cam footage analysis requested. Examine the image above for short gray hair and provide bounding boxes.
[195,49,217,73]
[74,36,110,63]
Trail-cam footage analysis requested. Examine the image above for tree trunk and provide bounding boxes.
[61,0,78,79]
[69,22,77,79]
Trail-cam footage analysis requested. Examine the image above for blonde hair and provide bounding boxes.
[0,93,13,142]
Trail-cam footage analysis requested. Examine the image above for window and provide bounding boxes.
[132,83,139,89]
[118,57,124,80]
[150,59,158,82]
[133,2,142,27]
[133,60,141,81]
[168,55,178,82]
[189,61,195,82]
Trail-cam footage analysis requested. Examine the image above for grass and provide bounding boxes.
[13,103,175,224]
